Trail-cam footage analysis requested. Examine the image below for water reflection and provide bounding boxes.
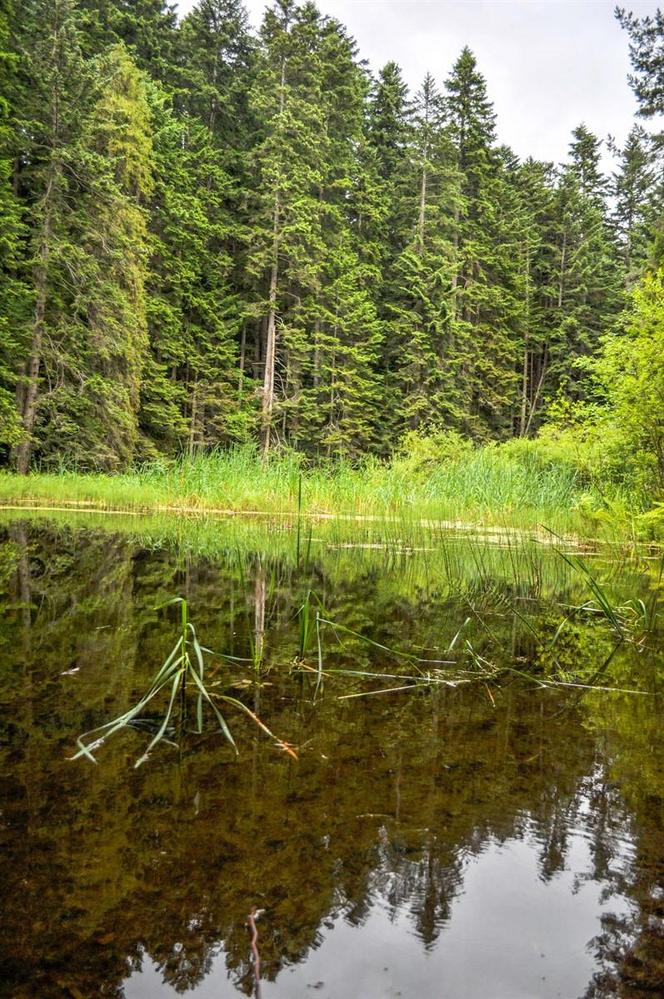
[0,519,662,998]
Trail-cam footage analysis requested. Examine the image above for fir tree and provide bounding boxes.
[445,48,521,438]
[78,0,178,80]
[546,154,622,403]
[616,7,664,120]
[11,7,154,470]
[139,95,251,455]
[11,0,91,472]
[386,74,462,435]
[611,125,659,280]
[568,123,608,203]
[0,0,29,449]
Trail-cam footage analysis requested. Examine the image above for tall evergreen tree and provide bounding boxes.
[138,0,257,456]
[568,123,608,203]
[39,44,154,468]
[611,125,659,280]
[178,0,255,147]
[510,158,557,436]
[444,47,521,438]
[139,95,251,455]
[11,0,91,472]
[386,73,462,435]
[545,147,621,403]
[78,0,178,79]
[0,0,29,449]
[616,7,664,121]
[11,4,154,470]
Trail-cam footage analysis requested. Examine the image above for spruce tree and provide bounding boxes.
[49,44,154,469]
[178,0,255,148]
[568,123,608,203]
[77,0,178,80]
[616,7,664,265]
[139,95,251,455]
[0,0,29,450]
[138,0,257,455]
[11,0,91,472]
[444,48,521,438]
[11,6,154,470]
[616,7,664,121]
[386,74,462,436]
[545,144,622,404]
[611,125,659,281]
[510,158,557,436]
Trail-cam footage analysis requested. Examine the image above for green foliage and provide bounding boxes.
[0,0,659,520]
[395,428,473,473]
[0,0,29,448]
[22,33,154,470]
[592,265,664,495]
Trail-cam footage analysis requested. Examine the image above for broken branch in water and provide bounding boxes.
[246,907,265,998]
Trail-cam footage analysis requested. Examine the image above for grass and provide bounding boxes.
[291,543,662,702]
[0,443,649,540]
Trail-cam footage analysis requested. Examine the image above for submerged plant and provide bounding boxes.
[71,598,297,766]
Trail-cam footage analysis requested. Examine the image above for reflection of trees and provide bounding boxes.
[583,673,664,998]
[0,522,661,998]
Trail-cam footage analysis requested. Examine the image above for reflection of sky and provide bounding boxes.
[124,823,636,999]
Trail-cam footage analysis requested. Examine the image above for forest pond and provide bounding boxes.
[0,514,662,999]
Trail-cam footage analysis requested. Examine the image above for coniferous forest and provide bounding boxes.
[0,0,662,508]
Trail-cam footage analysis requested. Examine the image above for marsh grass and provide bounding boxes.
[72,597,297,766]
[294,542,661,702]
[0,444,645,539]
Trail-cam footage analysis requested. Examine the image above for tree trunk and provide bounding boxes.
[261,220,279,456]
[260,56,287,458]
[417,163,427,254]
[188,376,199,455]
[519,253,531,437]
[14,194,54,474]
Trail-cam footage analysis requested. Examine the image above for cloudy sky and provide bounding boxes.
[177,0,659,166]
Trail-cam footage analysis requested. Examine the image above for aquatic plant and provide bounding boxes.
[71,597,297,766]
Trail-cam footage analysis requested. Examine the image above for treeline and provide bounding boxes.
[0,0,661,471]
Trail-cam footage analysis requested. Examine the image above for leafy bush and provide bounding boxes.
[395,429,474,474]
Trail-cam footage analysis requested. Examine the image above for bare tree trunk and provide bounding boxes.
[261,57,287,458]
[519,254,531,437]
[450,205,460,318]
[14,198,53,474]
[261,226,279,455]
[238,323,247,396]
[188,376,199,455]
[417,164,427,254]
[313,316,321,389]
[524,347,548,436]
[519,340,529,437]
[558,231,566,309]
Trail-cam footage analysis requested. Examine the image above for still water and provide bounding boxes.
[0,515,662,998]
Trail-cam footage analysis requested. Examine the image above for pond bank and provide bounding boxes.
[0,448,653,542]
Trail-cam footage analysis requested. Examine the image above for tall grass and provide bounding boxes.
[0,442,646,539]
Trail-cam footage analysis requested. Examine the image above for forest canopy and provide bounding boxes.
[0,0,662,499]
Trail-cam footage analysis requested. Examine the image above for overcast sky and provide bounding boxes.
[177,0,660,167]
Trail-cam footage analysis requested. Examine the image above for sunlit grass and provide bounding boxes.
[0,443,646,539]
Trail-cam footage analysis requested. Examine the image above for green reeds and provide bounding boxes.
[71,597,297,767]
[0,441,648,539]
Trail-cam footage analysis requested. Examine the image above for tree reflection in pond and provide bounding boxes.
[0,519,661,998]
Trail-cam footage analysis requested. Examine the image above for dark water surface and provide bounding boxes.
[0,516,662,999]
